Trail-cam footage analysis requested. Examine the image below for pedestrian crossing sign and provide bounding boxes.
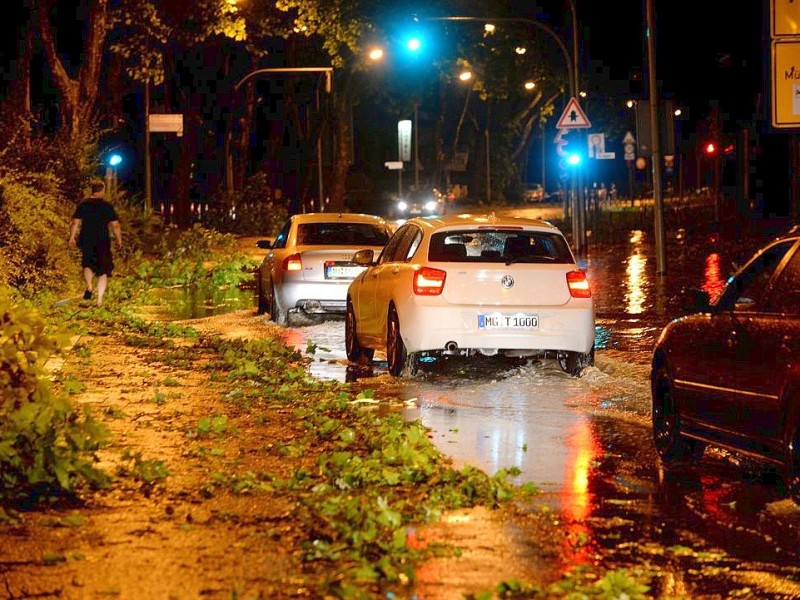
[556,97,591,129]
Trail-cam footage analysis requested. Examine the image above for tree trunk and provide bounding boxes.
[37,0,108,144]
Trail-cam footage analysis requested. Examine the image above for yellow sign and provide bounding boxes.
[772,0,800,36]
[772,40,800,128]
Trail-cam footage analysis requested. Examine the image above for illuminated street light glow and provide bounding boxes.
[567,152,581,166]
[368,47,384,61]
[515,46,526,55]
[484,23,495,34]
[406,37,421,51]
[524,81,536,90]
[108,153,122,167]
[674,108,682,117]
[458,70,473,82]
[626,99,635,108]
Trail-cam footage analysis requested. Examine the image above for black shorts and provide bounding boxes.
[81,243,114,276]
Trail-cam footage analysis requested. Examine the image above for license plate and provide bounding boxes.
[478,313,539,330]
[325,264,365,279]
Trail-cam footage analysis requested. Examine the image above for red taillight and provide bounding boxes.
[282,253,302,271]
[567,270,591,298]
[413,267,446,295]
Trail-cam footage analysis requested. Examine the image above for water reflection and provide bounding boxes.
[143,285,254,320]
[624,231,647,315]
[702,252,727,302]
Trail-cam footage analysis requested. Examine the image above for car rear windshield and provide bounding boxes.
[428,230,573,264]
[297,223,390,246]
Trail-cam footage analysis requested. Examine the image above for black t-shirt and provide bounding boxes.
[73,198,118,248]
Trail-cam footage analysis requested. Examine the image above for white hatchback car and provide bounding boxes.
[345,213,595,376]
[255,213,393,326]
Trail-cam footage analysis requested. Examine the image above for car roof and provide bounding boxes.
[404,212,562,233]
[291,212,388,225]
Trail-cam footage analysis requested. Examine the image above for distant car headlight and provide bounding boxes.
[397,201,408,211]
[424,200,438,212]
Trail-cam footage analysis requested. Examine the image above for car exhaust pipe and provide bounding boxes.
[445,341,458,352]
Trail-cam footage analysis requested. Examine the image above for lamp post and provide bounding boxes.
[226,67,334,203]
[426,15,581,243]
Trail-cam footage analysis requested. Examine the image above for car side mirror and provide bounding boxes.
[352,249,374,266]
[256,239,272,249]
[682,288,711,313]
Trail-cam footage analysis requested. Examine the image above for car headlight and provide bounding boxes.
[397,201,408,211]
[424,200,437,212]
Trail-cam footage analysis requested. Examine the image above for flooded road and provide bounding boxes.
[279,219,800,598]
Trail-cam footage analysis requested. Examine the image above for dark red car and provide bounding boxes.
[651,226,800,502]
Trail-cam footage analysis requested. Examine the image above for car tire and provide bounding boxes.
[386,308,408,377]
[256,275,268,315]
[651,363,705,463]
[269,282,288,327]
[345,300,374,364]
[557,345,594,377]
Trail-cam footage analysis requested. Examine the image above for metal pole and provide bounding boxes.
[317,85,324,209]
[414,102,419,190]
[144,80,152,215]
[567,0,585,253]
[646,0,667,274]
[485,101,491,203]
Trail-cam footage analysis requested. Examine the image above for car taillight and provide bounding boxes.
[413,267,446,295]
[567,270,591,298]
[282,253,302,271]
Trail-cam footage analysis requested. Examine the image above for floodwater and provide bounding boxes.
[156,214,800,596]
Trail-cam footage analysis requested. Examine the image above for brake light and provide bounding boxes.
[413,267,446,295]
[567,270,591,298]
[282,253,302,271]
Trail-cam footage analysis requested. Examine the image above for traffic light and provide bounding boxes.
[405,35,422,52]
[704,142,717,155]
[567,151,582,166]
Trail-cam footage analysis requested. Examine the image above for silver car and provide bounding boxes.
[255,213,393,326]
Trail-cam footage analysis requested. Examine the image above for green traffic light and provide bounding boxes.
[567,152,581,166]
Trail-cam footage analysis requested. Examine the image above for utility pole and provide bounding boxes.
[646,0,667,274]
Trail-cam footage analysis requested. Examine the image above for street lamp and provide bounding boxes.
[225,67,333,205]
[106,152,122,197]
[457,69,492,203]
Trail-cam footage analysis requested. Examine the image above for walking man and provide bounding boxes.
[68,179,122,307]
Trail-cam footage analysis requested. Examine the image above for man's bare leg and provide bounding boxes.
[96,274,108,307]
[83,267,94,297]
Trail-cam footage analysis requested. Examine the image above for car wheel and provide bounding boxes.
[386,308,408,377]
[557,345,594,377]
[651,363,705,463]
[256,275,268,315]
[345,300,374,364]
[269,282,288,327]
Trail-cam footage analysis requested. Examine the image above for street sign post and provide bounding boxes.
[771,39,800,128]
[555,97,591,129]
[772,0,800,37]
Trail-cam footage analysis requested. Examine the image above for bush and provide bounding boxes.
[0,177,76,298]
[0,297,110,505]
[132,224,257,288]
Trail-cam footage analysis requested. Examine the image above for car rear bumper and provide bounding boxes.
[397,303,595,355]
[278,280,352,314]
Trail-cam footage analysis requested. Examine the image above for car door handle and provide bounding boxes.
[726,330,738,348]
